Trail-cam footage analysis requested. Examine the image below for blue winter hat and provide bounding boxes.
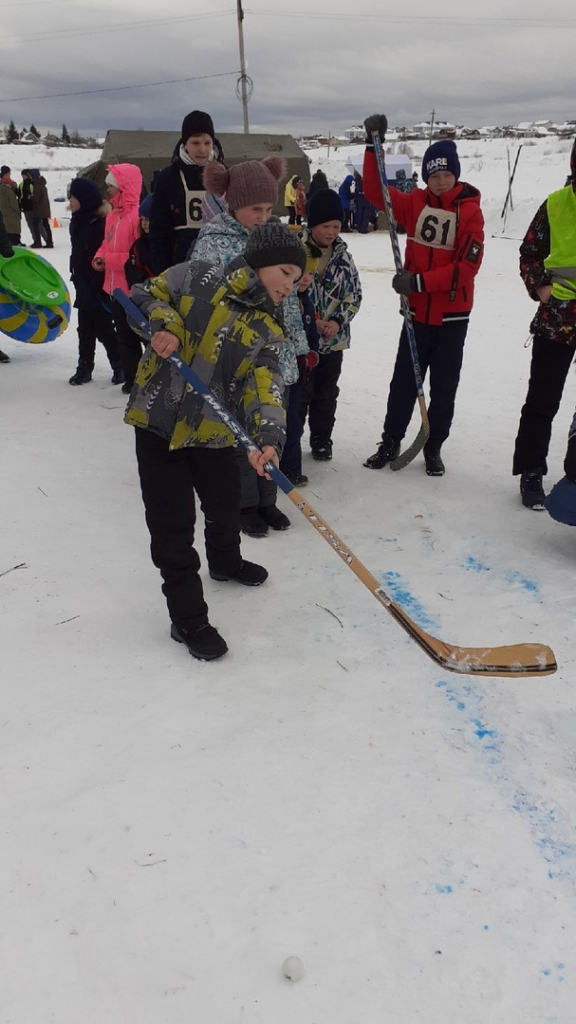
[422,140,460,183]
[544,476,576,526]
[139,193,154,218]
[68,176,103,212]
[307,188,343,228]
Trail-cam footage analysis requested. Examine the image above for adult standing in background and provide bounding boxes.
[29,169,53,248]
[0,177,24,246]
[307,169,329,203]
[149,110,224,273]
[19,170,40,246]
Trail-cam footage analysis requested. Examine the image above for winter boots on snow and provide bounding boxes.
[520,469,546,510]
[311,437,333,461]
[170,621,228,661]
[424,444,445,477]
[364,434,400,469]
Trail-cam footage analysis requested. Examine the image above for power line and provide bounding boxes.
[245,8,576,24]
[3,9,234,44]
[0,70,239,104]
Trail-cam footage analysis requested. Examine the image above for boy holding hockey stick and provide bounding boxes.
[362,114,484,476]
[124,222,306,662]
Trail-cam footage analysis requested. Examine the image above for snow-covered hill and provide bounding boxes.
[1,137,575,1024]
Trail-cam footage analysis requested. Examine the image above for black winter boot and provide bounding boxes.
[170,621,228,661]
[240,510,269,538]
[209,560,268,586]
[111,366,125,385]
[259,505,291,531]
[311,436,333,461]
[69,364,93,385]
[364,434,400,469]
[520,469,546,510]
[424,444,445,477]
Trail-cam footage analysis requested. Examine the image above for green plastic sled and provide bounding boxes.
[0,248,68,306]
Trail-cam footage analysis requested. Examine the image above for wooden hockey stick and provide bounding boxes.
[115,289,557,678]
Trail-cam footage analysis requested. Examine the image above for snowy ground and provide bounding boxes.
[1,138,576,1023]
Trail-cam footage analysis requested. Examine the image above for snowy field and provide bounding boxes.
[1,136,576,1023]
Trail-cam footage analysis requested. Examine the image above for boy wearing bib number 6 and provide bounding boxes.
[362,126,484,476]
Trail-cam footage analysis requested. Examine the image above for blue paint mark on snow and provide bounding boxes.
[381,571,438,630]
[462,556,490,573]
[505,570,539,594]
[483,925,489,931]
[436,678,576,892]
[435,884,453,894]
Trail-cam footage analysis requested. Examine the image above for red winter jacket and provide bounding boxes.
[363,148,484,326]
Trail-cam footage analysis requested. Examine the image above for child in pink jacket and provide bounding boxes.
[93,163,144,393]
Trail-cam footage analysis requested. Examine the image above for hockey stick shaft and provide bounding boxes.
[115,288,557,677]
[371,132,429,470]
[501,145,522,219]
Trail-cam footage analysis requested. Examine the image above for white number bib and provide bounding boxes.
[412,205,457,250]
[175,171,204,228]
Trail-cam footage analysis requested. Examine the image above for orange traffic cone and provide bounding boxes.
[52,217,60,228]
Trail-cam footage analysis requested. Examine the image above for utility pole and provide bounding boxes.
[236,0,250,133]
[429,109,435,141]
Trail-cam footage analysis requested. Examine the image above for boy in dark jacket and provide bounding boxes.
[29,169,53,248]
[67,177,123,385]
[512,139,576,509]
[149,110,224,273]
[125,222,307,662]
[363,116,484,476]
[125,194,154,288]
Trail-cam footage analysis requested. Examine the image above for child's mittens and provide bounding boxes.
[296,351,319,387]
[364,114,388,142]
[392,271,423,295]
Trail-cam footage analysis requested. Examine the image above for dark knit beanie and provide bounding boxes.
[307,188,343,228]
[422,140,460,183]
[68,176,103,212]
[244,222,306,274]
[139,193,154,218]
[204,156,286,211]
[1,165,10,176]
[181,110,215,143]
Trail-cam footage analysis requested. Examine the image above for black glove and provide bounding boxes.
[297,352,319,388]
[392,271,422,296]
[364,114,388,142]
[564,435,576,482]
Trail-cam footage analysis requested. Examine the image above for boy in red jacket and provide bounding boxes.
[362,116,484,476]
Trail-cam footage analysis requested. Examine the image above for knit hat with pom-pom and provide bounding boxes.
[204,156,286,212]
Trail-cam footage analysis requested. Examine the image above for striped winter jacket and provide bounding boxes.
[124,256,286,453]
[299,228,362,353]
[190,211,308,384]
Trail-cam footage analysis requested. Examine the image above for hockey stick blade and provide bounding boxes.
[115,288,557,678]
[390,396,430,470]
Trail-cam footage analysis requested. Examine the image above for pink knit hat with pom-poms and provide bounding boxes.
[203,156,287,211]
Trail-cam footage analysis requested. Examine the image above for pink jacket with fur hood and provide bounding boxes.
[95,163,142,295]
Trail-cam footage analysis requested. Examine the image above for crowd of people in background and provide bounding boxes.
[2,109,576,658]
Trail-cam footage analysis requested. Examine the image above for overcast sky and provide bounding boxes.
[0,0,574,138]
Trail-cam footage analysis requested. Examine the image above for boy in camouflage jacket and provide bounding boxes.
[125,222,306,662]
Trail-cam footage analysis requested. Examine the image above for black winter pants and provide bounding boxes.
[76,305,122,371]
[110,295,145,387]
[300,349,344,443]
[512,333,575,476]
[383,320,467,448]
[135,430,242,629]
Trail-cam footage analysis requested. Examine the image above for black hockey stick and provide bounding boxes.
[371,131,429,470]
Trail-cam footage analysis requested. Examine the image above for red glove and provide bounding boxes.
[297,351,319,388]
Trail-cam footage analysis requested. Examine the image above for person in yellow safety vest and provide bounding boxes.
[284,174,301,225]
[513,137,576,510]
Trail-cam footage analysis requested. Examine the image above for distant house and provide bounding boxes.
[343,126,365,142]
[43,133,62,146]
[19,131,39,145]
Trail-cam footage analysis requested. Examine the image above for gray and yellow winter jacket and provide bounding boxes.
[125,256,286,453]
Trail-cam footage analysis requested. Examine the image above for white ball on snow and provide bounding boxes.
[282,955,304,981]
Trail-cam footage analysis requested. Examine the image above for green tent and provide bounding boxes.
[80,130,310,215]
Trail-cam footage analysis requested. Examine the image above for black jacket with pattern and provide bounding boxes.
[519,197,576,346]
